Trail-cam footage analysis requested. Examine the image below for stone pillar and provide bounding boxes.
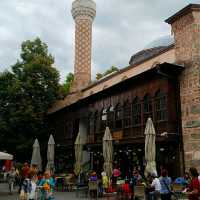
[71,0,96,91]
[166,4,200,170]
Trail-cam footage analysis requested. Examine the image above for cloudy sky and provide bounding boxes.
[0,0,199,82]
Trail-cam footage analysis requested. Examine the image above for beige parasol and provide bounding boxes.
[46,134,55,173]
[144,118,157,177]
[74,132,83,176]
[31,138,42,171]
[103,126,113,179]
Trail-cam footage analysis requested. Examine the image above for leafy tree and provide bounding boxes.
[0,38,62,161]
[96,66,119,80]
[62,72,74,95]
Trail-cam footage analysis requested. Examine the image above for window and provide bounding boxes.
[89,113,94,135]
[65,121,73,139]
[154,90,167,121]
[115,103,123,129]
[132,97,141,126]
[100,108,107,131]
[94,111,99,133]
[143,94,153,124]
[124,101,131,128]
[107,106,115,129]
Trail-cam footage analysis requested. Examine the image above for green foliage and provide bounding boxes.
[62,72,74,95]
[0,38,62,161]
[96,66,119,80]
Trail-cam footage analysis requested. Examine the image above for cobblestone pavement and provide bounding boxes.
[0,183,117,200]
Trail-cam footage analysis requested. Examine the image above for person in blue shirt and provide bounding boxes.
[174,172,190,187]
[159,169,172,200]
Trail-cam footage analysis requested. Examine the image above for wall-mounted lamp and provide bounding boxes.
[160,148,165,152]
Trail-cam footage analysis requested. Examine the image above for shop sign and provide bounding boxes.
[112,131,123,140]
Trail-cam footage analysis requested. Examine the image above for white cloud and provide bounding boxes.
[0,0,199,82]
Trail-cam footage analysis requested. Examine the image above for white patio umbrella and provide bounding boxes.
[46,134,55,173]
[74,132,83,176]
[0,152,13,160]
[144,118,157,177]
[103,126,113,179]
[31,139,42,171]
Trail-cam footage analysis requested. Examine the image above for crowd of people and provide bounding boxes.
[3,162,56,200]
[84,166,200,200]
[2,162,200,200]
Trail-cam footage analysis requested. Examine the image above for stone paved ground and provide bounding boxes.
[0,183,117,200]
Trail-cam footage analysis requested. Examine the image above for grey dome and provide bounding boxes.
[145,35,174,49]
[129,35,174,65]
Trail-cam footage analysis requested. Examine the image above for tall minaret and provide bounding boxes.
[71,0,96,91]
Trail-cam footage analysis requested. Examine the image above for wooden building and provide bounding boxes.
[48,2,200,177]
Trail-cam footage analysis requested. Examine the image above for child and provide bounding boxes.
[101,171,109,193]
[39,171,55,200]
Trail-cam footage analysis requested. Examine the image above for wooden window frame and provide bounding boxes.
[132,97,142,127]
[154,90,167,122]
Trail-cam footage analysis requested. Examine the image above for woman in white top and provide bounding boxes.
[149,172,161,200]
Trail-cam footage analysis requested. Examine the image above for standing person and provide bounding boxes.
[112,166,121,190]
[39,171,55,200]
[30,164,38,175]
[20,170,37,200]
[184,167,200,200]
[159,169,172,200]
[22,163,30,179]
[7,166,16,194]
[19,162,30,193]
[130,168,143,200]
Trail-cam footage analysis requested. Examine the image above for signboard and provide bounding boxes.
[112,131,123,140]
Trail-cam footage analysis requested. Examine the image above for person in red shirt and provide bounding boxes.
[19,162,30,193]
[121,180,132,199]
[22,162,30,179]
[185,167,200,200]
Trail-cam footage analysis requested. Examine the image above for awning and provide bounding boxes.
[0,152,13,160]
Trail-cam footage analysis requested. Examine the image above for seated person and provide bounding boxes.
[174,172,191,187]
[89,171,98,181]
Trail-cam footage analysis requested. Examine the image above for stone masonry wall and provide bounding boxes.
[171,9,200,171]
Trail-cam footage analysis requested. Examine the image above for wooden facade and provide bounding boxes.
[48,63,184,176]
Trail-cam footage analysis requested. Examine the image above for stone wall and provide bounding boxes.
[168,5,200,171]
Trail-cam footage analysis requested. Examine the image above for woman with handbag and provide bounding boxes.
[159,169,172,200]
[19,170,37,200]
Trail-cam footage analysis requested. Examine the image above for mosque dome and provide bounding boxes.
[144,35,174,49]
[129,35,174,65]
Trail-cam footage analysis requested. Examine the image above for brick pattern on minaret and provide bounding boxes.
[71,0,96,91]
[166,5,200,171]
[74,19,92,87]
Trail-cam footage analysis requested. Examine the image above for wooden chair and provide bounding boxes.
[88,180,98,198]
[75,184,89,198]
[64,176,75,192]
[55,177,64,192]
[134,185,145,200]
[172,184,186,199]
